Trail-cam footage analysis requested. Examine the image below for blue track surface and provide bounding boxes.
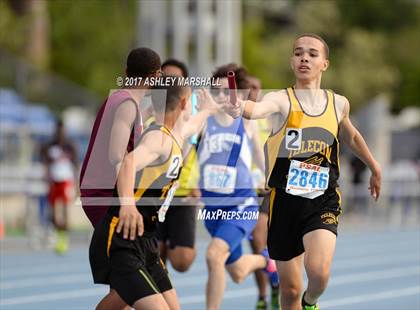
[1,229,419,309]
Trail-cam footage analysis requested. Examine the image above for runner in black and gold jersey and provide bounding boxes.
[89,78,219,310]
[225,34,382,310]
[158,59,200,273]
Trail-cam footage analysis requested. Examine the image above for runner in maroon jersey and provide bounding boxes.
[80,47,161,227]
[79,47,161,310]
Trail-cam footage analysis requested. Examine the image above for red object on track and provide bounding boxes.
[227,71,237,105]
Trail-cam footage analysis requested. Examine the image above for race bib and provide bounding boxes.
[158,181,179,222]
[286,160,329,199]
[166,155,182,179]
[203,164,237,194]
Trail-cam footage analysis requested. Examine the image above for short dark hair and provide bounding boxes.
[151,76,190,113]
[126,47,161,78]
[212,63,250,89]
[162,59,189,78]
[295,33,329,59]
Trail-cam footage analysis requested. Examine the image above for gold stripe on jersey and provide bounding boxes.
[265,87,339,188]
[133,125,182,202]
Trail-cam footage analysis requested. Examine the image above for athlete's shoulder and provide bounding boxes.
[137,127,173,159]
[332,92,349,105]
[262,89,288,101]
[142,125,170,142]
[331,92,350,123]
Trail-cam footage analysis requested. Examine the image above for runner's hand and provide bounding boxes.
[368,164,381,201]
[196,89,221,114]
[116,205,144,239]
[224,99,243,119]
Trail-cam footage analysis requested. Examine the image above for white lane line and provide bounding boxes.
[1,261,419,292]
[322,286,420,308]
[1,265,419,305]
[182,285,420,306]
[0,287,107,306]
[330,266,420,285]
[0,264,88,280]
[5,250,412,281]
[1,274,89,290]
[180,287,256,304]
[332,254,419,270]
[181,286,420,306]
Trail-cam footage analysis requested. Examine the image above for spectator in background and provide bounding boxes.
[41,119,78,254]
[161,58,189,78]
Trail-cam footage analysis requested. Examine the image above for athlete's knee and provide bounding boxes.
[306,262,331,290]
[206,246,224,268]
[95,289,126,310]
[170,249,196,272]
[171,260,191,272]
[230,270,246,284]
[280,281,302,302]
[309,271,330,292]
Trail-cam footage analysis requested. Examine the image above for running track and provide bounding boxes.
[1,229,419,309]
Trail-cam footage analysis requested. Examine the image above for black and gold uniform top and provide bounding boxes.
[110,124,183,233]
[264,87,339,190]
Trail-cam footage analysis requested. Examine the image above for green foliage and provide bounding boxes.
[1,0,418,112]
[336,0,417,31]
[242,0,420,111]
[0,1,28,55]
[48,0,137,97]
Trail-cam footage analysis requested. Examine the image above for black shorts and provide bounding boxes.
[157,202,197,248]
[267,187,342,261]
[89,213,172,306]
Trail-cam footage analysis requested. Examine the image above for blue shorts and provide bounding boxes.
[204,198,258,264]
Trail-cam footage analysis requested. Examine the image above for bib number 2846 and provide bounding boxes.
[286,160,329,199]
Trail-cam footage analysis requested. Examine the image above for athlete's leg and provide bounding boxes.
[205,237,230,309]
[165,205,197,272]
[96,289,127,310]
[250,212,269,299]
[276,254,304,310]
[166,246,196,272]
[226,253,266,283]
[302,229,336,305]
[161,288,181,310]
[159,241,168,262]
[132,293,169,310]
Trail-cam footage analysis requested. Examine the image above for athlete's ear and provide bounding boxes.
[322,59,329,72]
[180,96,187,110]
[290,56,295,71]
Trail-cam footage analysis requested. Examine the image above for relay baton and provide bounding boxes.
[227,71,237,105]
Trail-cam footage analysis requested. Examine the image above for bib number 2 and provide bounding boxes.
[166,155,182,179]
[286,128,302,150]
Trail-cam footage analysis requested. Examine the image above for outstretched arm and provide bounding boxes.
[225,91,285,120]
[339,98,382,200]
[181,89,222,139]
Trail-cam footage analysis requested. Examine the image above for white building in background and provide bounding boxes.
[137,0,241,76]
